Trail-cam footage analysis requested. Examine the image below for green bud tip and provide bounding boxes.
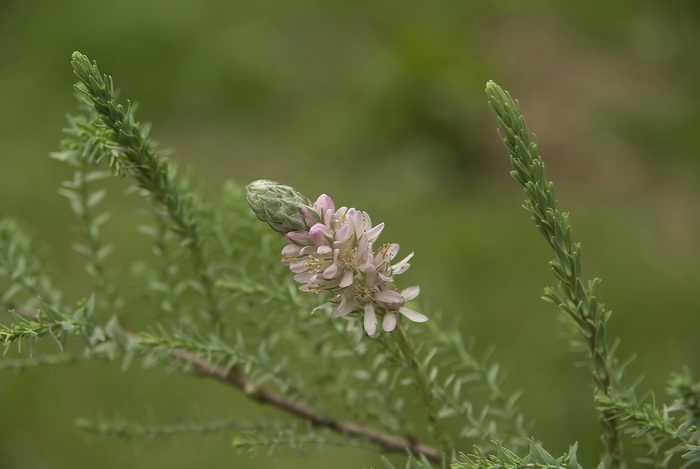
[245,179,313,235]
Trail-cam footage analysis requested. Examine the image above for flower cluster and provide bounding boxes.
[246,180,427,336]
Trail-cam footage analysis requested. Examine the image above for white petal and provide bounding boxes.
[363,303,377,336]
[399,307,428,323]
[314,194,334,214]
[400,286,420,301]
[335,224,352,243]
[386,243,400,259]
[373,290,403,304]
[382,312,397,331]
[309,223,330,245]
[282,244,301,256]
[311,302,331,314]
[293,272,314,283]
[366,222,384,243]
[286,231,308,243]
[365,265,377,286]
[392,252,414,275]
[339,269,354,288]
[378,271,393,282]
[289,261,309,273]
[331,296,355,318]
[322,263,339,278]
[317,245,332,255]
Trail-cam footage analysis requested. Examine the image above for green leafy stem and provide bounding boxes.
[486,81,622,468]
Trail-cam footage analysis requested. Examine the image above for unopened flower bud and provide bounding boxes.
[245,179,313,234]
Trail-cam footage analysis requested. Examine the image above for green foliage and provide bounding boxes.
[452,441,582,469]
[486,81,623,468]
[71,52,223,323]
[0,53,697,469]
[596,369,700,468]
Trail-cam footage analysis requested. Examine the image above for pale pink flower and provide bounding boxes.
[280,193,427,336]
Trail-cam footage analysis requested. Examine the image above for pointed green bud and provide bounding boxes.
[245,179,312,234]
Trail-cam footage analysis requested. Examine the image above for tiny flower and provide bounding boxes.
[246,180,427,337]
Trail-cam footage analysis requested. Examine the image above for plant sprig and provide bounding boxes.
[70,52,223,324]
[486,81,623,468]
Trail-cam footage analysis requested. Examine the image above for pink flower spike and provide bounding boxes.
[366,222,384,243]
[373,290,403,304]
[399,307,428,323]
[252,183,427,335]
[382,312,397,332]
[363,303,377,336]
[401,286,420,301]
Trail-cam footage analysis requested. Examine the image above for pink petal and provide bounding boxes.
[331,296,355,318]
[314,194,334,214]
[401,286,420,301]
[317,245,332,255]
[302,207,319,227]
[392,252,414,275]
[309,223,330,245]
[289,261,309,273]
[366,222,384,243]
[335,224,352,243]
[339,269,354,288]
[287,231,308,241]
[311,302,330,314]
[294,272,314,283]
[373,290,403,304]
[363,303,377,336]
[300,246,315,255]
[282,244,301,256]
[378,271,393,282]
[322,263,338,279]
[382,312,397,332]
[286,231,309,246]
[386,243,400,259]
[399,307,428,323]
[365,265,377,286]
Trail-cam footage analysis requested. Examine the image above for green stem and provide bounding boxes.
[393,321,453,459]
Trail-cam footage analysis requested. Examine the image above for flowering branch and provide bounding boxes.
[245,179,452,459]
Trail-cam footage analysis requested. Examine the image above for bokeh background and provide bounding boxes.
[1,1,699,468]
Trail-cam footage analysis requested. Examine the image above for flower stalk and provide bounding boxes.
[393,322,453,460]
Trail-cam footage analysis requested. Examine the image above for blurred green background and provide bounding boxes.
[1,1,699,468]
